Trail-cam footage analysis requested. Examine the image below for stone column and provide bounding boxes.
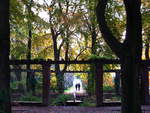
[95,63,103,106]
[42,63,51,106]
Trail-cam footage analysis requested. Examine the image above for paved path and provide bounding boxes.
[12,106,150,113]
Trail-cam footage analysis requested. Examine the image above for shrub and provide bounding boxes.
[103,85,114,91]
[18,93,41,102]
[50,94,73,106]
[79,97,96,107]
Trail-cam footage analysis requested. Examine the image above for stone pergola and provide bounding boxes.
[10,59,150,106]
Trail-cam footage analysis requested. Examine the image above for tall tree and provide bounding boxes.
[96,0,142,113]
[85,0,98,96]
[43,0,85,93]
[47,0,70,93]
[0,0,11,113]
[26,0,34,93]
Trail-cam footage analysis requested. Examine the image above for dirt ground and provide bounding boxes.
[12,105,150,113]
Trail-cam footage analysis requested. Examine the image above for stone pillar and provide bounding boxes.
[141,65,149,104]
[95,63,103,106]
[42,63,51,106]
[114,71,121,96]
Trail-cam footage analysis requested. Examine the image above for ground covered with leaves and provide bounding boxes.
[12,106,150,113]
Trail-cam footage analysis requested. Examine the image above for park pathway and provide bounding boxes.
[12,106,150,113]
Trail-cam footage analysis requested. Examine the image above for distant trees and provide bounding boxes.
[96,0,142,113]
[42,0,94,93]
[0,0,11,113]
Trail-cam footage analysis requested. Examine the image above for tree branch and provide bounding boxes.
[74,47,90,60]
[96,0,123,58]
[58,38,65,53]
[123,0,142,47]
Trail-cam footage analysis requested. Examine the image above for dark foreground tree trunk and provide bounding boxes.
[121,58,141,113]
[96,0,142,112]
[0,0,11,113]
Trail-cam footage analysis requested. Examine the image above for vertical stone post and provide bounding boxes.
[114,71,121,96]
[42,62,50,106]
[141,64,149,104]
[95,63,103,106]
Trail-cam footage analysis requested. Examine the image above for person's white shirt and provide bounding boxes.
[73,77,82,91]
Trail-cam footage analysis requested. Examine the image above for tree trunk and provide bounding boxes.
[52,29,66,93]
[145,43,149,60]
[0,0,11,112]
[53,37,64,93]
[88,26,97,96]
[26,29,32,92]
[26,0,33,92]
[96,0,142,112]
[55,62,64,93]
[91,26,97,55]
[13,65,22,81]
[13,65,24,92]
[121,57,141,113]
[88,64,96,96]
[56,71,64,93]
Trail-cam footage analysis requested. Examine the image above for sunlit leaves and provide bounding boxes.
[10,0,149,63]
[105,0,126,41]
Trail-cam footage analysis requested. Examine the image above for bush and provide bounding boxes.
[50,94,73,106]
[18,93,41,102]
[79,97,96,107]
[10,81,24,90]
[103,85,114,91]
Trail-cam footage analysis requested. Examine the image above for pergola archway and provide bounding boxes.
[10,59,150,106]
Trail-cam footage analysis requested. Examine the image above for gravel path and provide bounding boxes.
[12,106,150,113]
